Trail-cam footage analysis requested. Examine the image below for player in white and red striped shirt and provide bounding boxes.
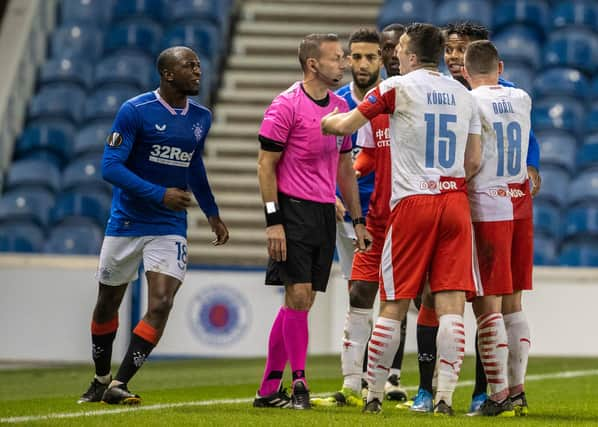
[322,23,482,416]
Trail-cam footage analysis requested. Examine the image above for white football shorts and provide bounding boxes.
[96,235,188,286]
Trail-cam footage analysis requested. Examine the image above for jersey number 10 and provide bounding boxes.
[424,113,457,169]
[493,121,522,177]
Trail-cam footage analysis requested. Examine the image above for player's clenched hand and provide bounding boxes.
[528,166,541,197]
[266,224,286,262]
[208,216,229,246]
[335,196,346,221]
[353,223,372,253]
[163,188,193,211]
[321,107,339,135]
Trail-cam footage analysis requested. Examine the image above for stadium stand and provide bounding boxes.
[1,0,597,266]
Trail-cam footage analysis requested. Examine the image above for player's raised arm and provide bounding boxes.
[321,107,369,136]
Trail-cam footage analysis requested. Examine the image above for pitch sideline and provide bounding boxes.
[2,369,598,424]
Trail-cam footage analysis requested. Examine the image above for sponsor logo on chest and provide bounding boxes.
[149,144,194,167]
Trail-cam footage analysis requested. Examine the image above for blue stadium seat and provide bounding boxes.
[532,68,591,102]
[5,159,61,193]
[552,0,598,32]
[493,26,542,70]
[112,0,163,23]
[535,129,577,174]
[84,85,138,122]
[577,134,598,171]
[558,240,598,266]
[562,204,598,240]
[534,164,570,207]
[591,77,598,100]
[39,58,93,90]
[50,190,111,228]
[169,0,230,29]
[533,233,557,265]
[500,62,535,94]
[161,23,220,62]
[435,0,491,28]
[28,84,86,124]
[73,121,112,159]
[94,53,154,91]
[103,22,162,58]
[493,0,550,36]
[0,222,45,253]
[543,28,598,75]
[585,102,598,135]
[377,0,434,29]
[566,167,598,206]
[61,156,111,196]
[0,187,55,228]
[43,223,103,255]
[60,0,113,25]
[533,200,561,238]
[50,25,103,61]
[16,123,74,168]
[532,98,585,136]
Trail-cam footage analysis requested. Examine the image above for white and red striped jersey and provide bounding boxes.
[468,85,532,221]
[358,69,481,209]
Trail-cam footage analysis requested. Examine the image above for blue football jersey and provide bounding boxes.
[335,82,375,219]
[102,90,219,237]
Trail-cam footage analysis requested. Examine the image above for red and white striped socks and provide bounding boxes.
[477,312,509,402]
[435,314,465,406]
[366,317,401,402]
[504,311,531,396]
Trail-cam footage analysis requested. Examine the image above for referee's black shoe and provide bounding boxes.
[101,383,141,405]
[77,378,109,403]
[291,380,311,410]
[253,384,292,408]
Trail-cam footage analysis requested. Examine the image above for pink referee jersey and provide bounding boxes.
[358,69,481,209]
[259,82,352,203]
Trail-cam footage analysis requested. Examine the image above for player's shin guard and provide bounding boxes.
[435,315,465,407]
[504,311,530,396]
[477,313,509,402]
[91,316,119,377]
[341,306,373,392]
[417,305,439,394]
[114,320,158,384]
[259,307,288,396]
[282,307,309,388]
[366,317,401,403]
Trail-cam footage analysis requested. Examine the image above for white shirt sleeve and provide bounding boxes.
[468,98,482,135]
[356,121,375,148]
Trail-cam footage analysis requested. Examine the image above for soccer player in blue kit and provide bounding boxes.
[77,46,229,405]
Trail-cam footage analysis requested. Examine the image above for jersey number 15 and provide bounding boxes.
[424,113,456,169]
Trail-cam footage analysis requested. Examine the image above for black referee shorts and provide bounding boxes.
[265,192,336,292]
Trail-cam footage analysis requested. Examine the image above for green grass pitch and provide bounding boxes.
[1,354,597,426]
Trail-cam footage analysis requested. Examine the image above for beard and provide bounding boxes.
[352,71,378,90]
[183,87,200,96]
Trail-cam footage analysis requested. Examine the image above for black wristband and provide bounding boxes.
[352,216,366,227]
[265,207,284,227]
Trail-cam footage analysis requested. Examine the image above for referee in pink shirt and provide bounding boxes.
[253,33,372,410]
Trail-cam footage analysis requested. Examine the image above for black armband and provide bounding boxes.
[264,202,283,227]
[352,216,366,227]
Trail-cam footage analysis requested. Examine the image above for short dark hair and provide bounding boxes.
[404,23,445,66]
[465,40,499,75]
[382,23,405,34]
[348,27,381,48]
[298,33,340,71]
[156,46,196,76]
[444,21,490,42]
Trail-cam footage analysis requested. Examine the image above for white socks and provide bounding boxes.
[504,311,531,396]
[366,317,402,402]
[341,306,373,393]
[477,312,509,402]
[435,314,465,407]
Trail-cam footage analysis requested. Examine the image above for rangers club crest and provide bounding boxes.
[192,123,204,143]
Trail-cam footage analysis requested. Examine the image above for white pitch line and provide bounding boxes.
[2,368,598,424]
